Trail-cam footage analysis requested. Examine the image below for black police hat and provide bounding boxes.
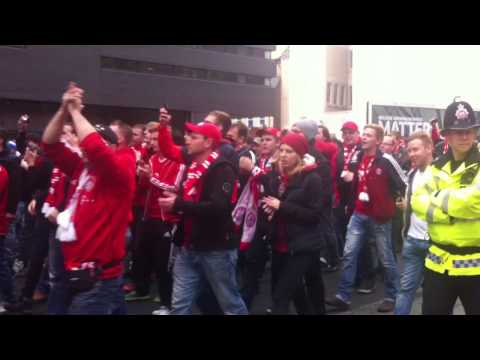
[441,100,480,135]
[94,124,118,145]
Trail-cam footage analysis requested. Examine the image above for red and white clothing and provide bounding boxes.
[354,154,375,216]
[43,133,136,280]
[0,166,9,236]
[41,167,70,218]
[141,154,186,223]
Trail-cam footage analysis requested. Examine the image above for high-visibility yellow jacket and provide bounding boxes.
[412,146,480,275]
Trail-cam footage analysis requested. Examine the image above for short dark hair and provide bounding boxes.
[133,124,146,132]
[110,120,133,145]
[318,125,331,142]
[230,122,249,140]
[209,110,231,137]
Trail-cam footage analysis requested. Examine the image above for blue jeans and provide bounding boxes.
[68,276,127,315]
[0,236,14,303]
[171,248,248,315]
[336,212,399,303]
[394,236,430,315]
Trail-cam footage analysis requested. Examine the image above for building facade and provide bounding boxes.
[0,45,279,134]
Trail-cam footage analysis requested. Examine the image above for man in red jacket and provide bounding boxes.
[41,83,136,315]
[326,124,406,313]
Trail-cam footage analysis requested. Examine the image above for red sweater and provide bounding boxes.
[43,133,136,279]
[0,166,9,236]
[141,154,186,223]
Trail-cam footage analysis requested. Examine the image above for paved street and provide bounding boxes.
[9,254,465,316]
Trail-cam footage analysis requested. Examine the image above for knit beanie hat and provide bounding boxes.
[281,132,309,157]
[294,119,318,142]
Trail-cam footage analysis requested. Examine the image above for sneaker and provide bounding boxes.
[0,305,6,314]
[152,306,170,315]
[122,283,136,293]
[125,291,151,302]
[325,297,351,311]
[377,300,395,313]
[324,264,339,273]
[357,278,376,294]
[33,290,48,303]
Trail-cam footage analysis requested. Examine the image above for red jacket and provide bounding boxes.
[348,150,406,224]
[141,154,186,223]
[43,133,136,279]
[0,166,9,235]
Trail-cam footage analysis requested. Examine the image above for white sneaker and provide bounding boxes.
[0,305,7,314]
[152,306,170,315]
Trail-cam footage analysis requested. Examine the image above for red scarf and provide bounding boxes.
[183,151,219,202]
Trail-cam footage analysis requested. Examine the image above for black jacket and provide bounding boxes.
[20,156,53,209]
[173,156,238,251]
[308,145,332,209]
[267,168,329,255]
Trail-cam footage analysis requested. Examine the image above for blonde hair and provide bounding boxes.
[364,124,385,142]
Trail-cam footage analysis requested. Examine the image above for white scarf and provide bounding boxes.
[56,169,90,243]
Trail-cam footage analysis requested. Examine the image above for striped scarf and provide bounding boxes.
[183,151,219,202]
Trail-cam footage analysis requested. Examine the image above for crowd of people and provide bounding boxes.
[0,82,479,315]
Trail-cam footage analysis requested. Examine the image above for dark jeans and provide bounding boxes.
[391,208,404,254]
[132,218,173,307]
[271,251,325,315]
[22,215,54,300]
[333,205,351,258]
[238,232,269,310]
[0,235,15,303]
[17,206,36,266]
[68,276,127,315]
[422,268,480,315]
[126,206,144,279]
[48,235,68,315]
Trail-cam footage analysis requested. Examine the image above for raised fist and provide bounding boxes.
[159,107,172,127]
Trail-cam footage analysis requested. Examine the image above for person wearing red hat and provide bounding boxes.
[260,132,327,314]
[157,120,247,315]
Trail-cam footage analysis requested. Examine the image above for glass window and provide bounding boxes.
[340,85,345,107]
[333,84,338,105]
[349,86,352,106]
[326,82,331,104]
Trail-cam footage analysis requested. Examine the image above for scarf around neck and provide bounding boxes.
[183,151,219,202]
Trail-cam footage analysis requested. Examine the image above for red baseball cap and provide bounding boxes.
[185,122,222,147]
[341,121,359,132]
[258,127,280,138]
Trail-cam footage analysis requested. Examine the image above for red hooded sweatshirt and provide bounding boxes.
[43,133,136,279]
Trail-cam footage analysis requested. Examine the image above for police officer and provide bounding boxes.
[412,100,480,315]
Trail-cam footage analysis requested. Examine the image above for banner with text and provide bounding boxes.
[371,105,444,137]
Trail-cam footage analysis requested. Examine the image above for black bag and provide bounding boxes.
[65,267,102,294]
[65,260,122,294]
